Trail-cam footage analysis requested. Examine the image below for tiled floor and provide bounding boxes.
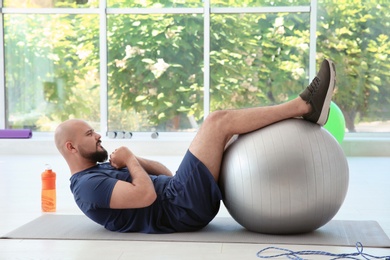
[0,155,389,259]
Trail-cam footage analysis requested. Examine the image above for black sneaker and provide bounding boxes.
[299,59,336,126]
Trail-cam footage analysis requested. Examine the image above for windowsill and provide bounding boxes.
[0,132,196,156]
[341,132,390,157]
[0,132,389,157]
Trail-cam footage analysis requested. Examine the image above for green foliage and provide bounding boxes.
[108,0,202,8]
[107,14,204,130]
[317,0,390,131]
[3,0,96,8]
[5,14,100,130]
[4,0,390,132]
[209,12,310,111]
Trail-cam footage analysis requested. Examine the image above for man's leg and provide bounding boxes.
[189,59,336,181]
[189,98,310,181]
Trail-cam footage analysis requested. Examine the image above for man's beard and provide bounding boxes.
[79,145,108,163]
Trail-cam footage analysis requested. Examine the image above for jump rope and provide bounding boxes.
[256,242,390,259]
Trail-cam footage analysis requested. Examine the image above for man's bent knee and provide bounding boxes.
[203,110,229,129]
[202,110,232,142]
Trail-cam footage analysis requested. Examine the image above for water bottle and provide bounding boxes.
[41,165,56,212]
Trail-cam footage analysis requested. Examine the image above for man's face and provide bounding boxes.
[76,124,108,163]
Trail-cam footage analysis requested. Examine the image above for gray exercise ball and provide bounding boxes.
[220,118,349,234]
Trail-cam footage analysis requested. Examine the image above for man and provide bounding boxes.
[55,59,336,233]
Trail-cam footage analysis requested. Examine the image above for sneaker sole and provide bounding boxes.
[317,59,336,126]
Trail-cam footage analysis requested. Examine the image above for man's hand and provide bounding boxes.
[109,146,157,209]
[109,146,134,169]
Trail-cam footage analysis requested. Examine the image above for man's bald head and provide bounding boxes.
[54,119,108,173]
[54,119,88,156]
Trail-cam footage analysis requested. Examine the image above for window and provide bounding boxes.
[210,12,310,111]
[107,13,204,132]
[4,0,97,8]
[1,0,389,134]
[4,13,100,131]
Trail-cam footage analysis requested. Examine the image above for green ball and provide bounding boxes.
[324,102,346,144]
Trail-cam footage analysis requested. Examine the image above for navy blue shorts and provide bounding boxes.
[154,150,222,232]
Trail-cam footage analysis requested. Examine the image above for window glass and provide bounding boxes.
[108,0,202,8]
[3,0,96,8]
[211,0,310,8]
[107,14,204,132]
[5,14,100,131]
[317,1,390,133]
[2,1,390,133]
[210,12,310,110]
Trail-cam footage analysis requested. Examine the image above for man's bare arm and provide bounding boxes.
[136,157,173,177]
[109,147,157,209]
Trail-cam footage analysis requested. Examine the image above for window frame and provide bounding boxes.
[0,0,317,134]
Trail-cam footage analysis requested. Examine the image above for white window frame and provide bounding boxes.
[0,0,316,133]
[0,0,389,157]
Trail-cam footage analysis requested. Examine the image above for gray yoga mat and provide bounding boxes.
[2,215,390,248]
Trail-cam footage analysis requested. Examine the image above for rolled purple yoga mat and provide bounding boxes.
[0,129,32,139]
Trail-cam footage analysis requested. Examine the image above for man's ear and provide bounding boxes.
[65,141,77,153]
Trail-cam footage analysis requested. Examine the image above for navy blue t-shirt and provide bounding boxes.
[69,151,222,234]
